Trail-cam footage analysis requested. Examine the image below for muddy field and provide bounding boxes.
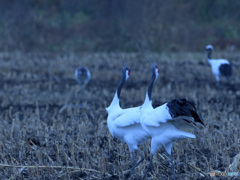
[0,51,240,179]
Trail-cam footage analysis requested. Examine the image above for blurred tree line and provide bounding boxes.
[0,0,240,52]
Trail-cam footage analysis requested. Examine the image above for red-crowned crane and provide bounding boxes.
[106,62,160,177]
[140,97,204,179]
[205,45,232,86]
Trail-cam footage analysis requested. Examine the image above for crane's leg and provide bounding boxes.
[143,154,153,180]
[131,152,136,177]
[215,75,222,89]
[131,149,144,171]
[170,155,176,180]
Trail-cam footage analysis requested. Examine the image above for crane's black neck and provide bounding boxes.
[147,71,156,101]
[117,71,126,99]
[207,50,212,59]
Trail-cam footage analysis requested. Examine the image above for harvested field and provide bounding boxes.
[0,51,240,179]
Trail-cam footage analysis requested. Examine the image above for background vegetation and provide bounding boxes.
[0,0,240,52]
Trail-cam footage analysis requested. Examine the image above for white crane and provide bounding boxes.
[106,62,160,177]
[140,98,204,179]
[205,45,232,86]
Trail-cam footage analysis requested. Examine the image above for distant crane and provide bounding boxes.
[140,98,204,179]
[70,66,91,109]
[59,66,91,112]
[75,66,91,86]
[106,61,160,177]
[205,45,232,86]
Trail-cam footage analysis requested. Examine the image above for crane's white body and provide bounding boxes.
[106,66,159,152]
[140,102,196,155]
[207,59,230,82]
[205,45,231,82]
[106,93,150,152]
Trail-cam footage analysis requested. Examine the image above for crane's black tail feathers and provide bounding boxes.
[167,98,204,126]
[219,63,232,77]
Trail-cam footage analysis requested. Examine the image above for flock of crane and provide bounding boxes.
[74,44,232,179]
[104,45,232,179]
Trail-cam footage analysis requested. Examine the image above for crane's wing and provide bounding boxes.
[140,104,171,127]
[141,103,177,127]
[114,107,141,127]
